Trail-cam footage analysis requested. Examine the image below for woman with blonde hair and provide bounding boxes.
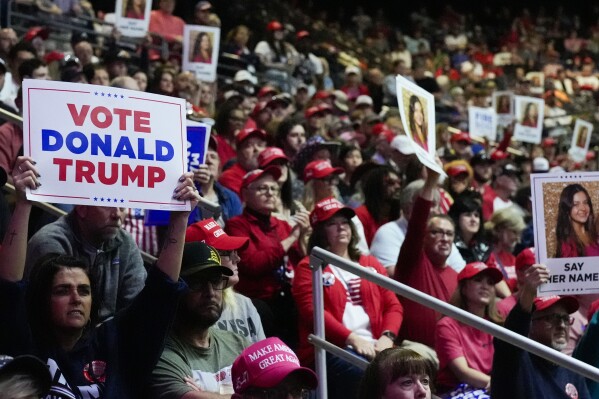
[485,206,526,293]
[435,262,504,396]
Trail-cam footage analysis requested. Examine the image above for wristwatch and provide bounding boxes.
[381,330,397,341]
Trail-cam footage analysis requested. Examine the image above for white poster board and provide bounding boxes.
[182,25,220,83]
[531,172,599,295]
[513,96,545,144]
[568,119,593,163]
[22,79,189,210]
[468,106,497,141]
[114,0,152,38]
[396,75,444,175]
[492,90,514,128]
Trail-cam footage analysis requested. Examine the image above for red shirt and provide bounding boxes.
[394,197,458,347]
[354,205,387,247]
[149,10,185,43]
[225,209,301,300]
[218,162,248,197]
[435,316,494,390]
[293,254,403,365]
[0,122,22,174]
[214,135,237,167]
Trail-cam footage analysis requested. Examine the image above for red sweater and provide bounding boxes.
[225,209,301,300]
[219,162,248,197]
[394,197,458,347]
[293,254,403,365]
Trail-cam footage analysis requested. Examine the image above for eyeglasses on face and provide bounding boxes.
[533,314,574,327]
[250,185,280,195]
[187,276,229,291]
[427,229,455,239]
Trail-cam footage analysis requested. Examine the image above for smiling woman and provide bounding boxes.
[555,184,599,258]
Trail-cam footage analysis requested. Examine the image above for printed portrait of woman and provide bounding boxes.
[554,183,599,258]
[576,127,589,149]
[191,31,213,64]
[521,102,539,128]
[408,94,428,151]
[123,0,145,19]
[496,95,511,114]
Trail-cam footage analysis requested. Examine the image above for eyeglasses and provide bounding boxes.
[187,276,229,291]
[533,314,574,327]
[242,387,311,399]
[251,185,280,195]
[428,229,455,239]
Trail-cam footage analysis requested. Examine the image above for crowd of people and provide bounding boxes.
[2,0,599,398]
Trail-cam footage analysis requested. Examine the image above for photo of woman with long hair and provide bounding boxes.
[576,127,589,149]
[408,94,428,150]
[521,102,539,127]
[191,31,213,64]
[555,184,599,257]
[123,0,145,19]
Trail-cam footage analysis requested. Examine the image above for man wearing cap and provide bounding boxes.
[186,218,265,343]
[354,95,374,116]
[450,132,472,160]
[192,1,220,27]
[470,152,494,194]
[482,163,519,221]
[492,263,590,398]
[0,354,51,397]
[393,168,459,348]
[231,337,317,398]
[219,128,267,197]
[150,242,249,398]
[340,65,369,102]
[226,167,310,346]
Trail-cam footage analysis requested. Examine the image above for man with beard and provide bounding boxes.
[150,242,249,398]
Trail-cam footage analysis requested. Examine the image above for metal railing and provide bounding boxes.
[308,246,599,399]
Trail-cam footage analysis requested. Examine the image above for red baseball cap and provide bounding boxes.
[186,218,249,251]
[236,128,267,146]
[24,26,49,42]
[304,106,325,119]
[450,131,472,144]
[446,164,470,177]
[515,247,535,271]
[542,137,557,148]
[310,197,356,226]
[490,149,509,161]
[232,337,318,394]
[296,30,310,40]
[250,101,270,118]
[457,262,503,284]
[266,21,284,32]
[318,103,333,114]
[258,147,289,168]
[241,166,282,190]
[257,86,279,98]
[312,90,334,101]
[303,160,343,183]
[533,295,579,314]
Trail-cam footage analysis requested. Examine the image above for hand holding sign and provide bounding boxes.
[12,156,41,202]
[173,171,201,214]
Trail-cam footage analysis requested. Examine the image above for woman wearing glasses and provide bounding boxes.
[0,156,199,398]
[226,166,310,348]
[435,262,504,396]
[292,197,403,399]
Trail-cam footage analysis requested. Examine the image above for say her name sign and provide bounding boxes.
[23,79,190,210]
[531,172,599,295]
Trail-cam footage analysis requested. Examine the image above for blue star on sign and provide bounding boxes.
[100,197,105,201]
[94,197,98,201]
[101,92,105,96]
[120,199,125,203]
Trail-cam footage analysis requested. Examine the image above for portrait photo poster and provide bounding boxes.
[396,75,444,175]
[182,25,221,83]
[569,119,593,163]
[114,0,152,38]
[492,90,514,128]
[531,172,599,295]
[513,96,545,144]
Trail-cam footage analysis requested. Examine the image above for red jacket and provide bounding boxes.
[219,162,248,197]
[293,254,403,365]
[394,197,458,347]
[225,209,301,300]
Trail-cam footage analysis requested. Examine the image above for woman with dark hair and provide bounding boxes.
[124,0,145,19]
[337,144,363,203]
[150,67,176,96]
[213,99,247,166]
[448,191,491,264]
[275,116,307,160]
[555,183,599,257]
[191,32,212,63]
[292,197,403,399]
[521,102,538,127]
[354,165,402,246]
[0,157,199,398]
[408,95,428,150]
[435,262,503,396]
[358,348,435,399]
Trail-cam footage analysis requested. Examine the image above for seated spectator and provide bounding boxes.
[341,65,370,102]
[492,264,590,398]
[0,355,51,397]
[150,67,177,96]
[435,262,503,395]
[191,1,220,27]
[149,0,185,44]
[225,167,310,346]
[221,25,259,70]
[275,116,307,161]
[393,167,458,348]
[231,337,318,399]
[83,64,110,86]
[185,218,265,343]
[0,121,23,184]
[0,28,17,63]
[219,128,267,197]
[0,41,37,113]
[150,242,248,397]
[18,58,50,81]
[213,100,247,165]
[254,21,299,93]
[482,163,519,221]
[337,144,363,203]
[448,191,491,264]
[190,136,242,227]
[292,197,402,399]
[443,160,473,199]
[0,157,196,398]
[358,348,436,399]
